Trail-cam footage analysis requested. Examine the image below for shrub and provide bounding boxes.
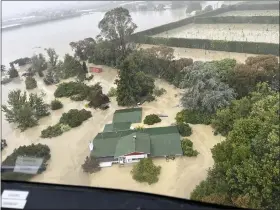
[154,87,166,97]
[135,125,144,131]
[177,123,192,137]
[54,82,90,98]
[181,138,199,157]
[144,114,161,125]
[85,75,94,81]
[25,77,37,90]
[1,144,51,181]
[131,158,161,185]
[2,90,50,131]
[1,77,12,84]
[59,109,92,128]
[9,68,19,78]
[38,71,44,77]
[107,87,117,97]
[1,139,7,150]
[60,124,71,132]
[41,124,63,138]
[176,109,213,125]
[70,94,87,101]
[82,156,101,174]
[50,99,63,110]
[144,94,155,102]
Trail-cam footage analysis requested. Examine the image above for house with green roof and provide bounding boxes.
[90,108,183,167]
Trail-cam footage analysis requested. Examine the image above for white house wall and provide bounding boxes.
[124,154,147,163]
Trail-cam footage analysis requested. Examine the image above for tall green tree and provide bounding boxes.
[8,67,19,78]
[87,83,110,109]
[191,83,280,210]
[116,59,140,106]
[1,65,6,72]
[62,54,83,79]
[31,54,47,77]
[186,2,202,13]
[116,59,155,106]
[70,37,96,61]
[98,7,137,57]
[2,90,50,131]
[45,48,59,67]
[180,62,236,113]
[204,5,213,12]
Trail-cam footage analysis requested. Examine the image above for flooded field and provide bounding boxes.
[215,10,280,17]
[2,66,223,199]
[140,44,277,63]
[153,23,279,43]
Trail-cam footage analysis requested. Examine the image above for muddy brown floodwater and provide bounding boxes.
[2,65,224,199]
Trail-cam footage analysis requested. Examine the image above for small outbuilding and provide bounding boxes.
[89,67,103,73]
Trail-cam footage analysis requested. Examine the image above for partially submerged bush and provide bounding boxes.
[59,109,92,128]
[60,124,71,132]
[181,138,199,157]
[131,158,161,185]
[1,77,12,85]
[82,156,101,174]
[143,114,161,125]
[41,124,63,138]
[9,68,19,78]
[51,99,63,110]
[85,75,94,81]
[107,87,117,97]
[70,94,87,101]
[54,82,89,98]
[1,139,7,150]
[135,125,144,131]
[2,90,50,131]
[154,87,167,97]
[177,123,192,137]
[2,144,51,181]
[25,77,37,90]
[176,109,213,125]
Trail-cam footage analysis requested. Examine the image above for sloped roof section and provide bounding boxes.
[113,107,142,123]
[144,126,183,157]
[114,132,151,158]
[103,122,132,132]
[91,130,134,157]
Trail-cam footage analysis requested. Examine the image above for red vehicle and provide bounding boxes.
[90,67,103,73]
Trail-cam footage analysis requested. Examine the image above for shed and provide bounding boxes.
[90,67,103,73]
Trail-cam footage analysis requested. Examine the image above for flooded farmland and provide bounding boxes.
[153,23,279,43]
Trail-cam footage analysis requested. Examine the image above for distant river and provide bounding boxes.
[2,9,187,66]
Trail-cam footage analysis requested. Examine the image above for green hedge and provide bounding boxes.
[194,16,279,24]
[234,3,279,10]
[132,35,279,56]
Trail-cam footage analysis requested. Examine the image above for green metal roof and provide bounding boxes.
[114,132,151,158]
[113,107,142,123]
[141,126,183,157]
[91,126,182,158]
[103,122,132,132]
[91,130,133,157]
[103,124,114,132]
